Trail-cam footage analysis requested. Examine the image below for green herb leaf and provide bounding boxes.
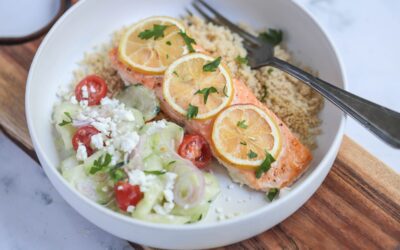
[240,141,247,145]
[173,71,179,77]
[166,160,176,167]
[266,188,279,201]
[58,112,73,126]
[203,57,221,72]
[138,24,168,40]
[237,120,248,129]
[223,85,228,97]
[179,31,196,53]
[144,170,166,175]
[186,104,198,120]
[255,152,275,178]
[166,41,172,46]
[259,29,283,46]
[235,55,248,65]
[110,168,127,183]
[267,68,273,74]
[247,150,258,159]
[194,87,218,104]
[89,153,112,175]
[260,85,268,103]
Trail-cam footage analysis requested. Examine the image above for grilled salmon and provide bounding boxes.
[110,48,312,191]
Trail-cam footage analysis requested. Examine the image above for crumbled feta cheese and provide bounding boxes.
[79,100,88,108]
[76,143,88,161]
[81,85,89,98]
[101,186,109,192]
[114,132,139,153]
[163,202,174,213]
[91,121,109,134]
[113,109,135,122]
[89,85,96,93]
[164,172,177,190]
[70,96,78,105]
[145,120,167,135]
[163,189,174,203]
[100,97,119,108]
[128,169,155,192]
[117,185,124,191]
[90,133,104,150]
[153,204,167,215]
[126,205,135,213]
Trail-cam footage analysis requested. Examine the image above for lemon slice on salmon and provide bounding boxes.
[163,53,233,120]
[118,16,189,74]
[211,104,282,169]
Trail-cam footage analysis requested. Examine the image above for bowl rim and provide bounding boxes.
[25,0,347,231]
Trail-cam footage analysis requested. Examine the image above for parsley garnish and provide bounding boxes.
[58,112,73,126]
[110,168,127,183]
[260,85,268,103]
[138,24,168,40]
[267,68,274,74]
[166,54,169,59]
[266,188,279,201]
[179,31,196,53]
[223,85,228,97]
[89,153,112,174]
[166,41,172,46]
[186,104,198,120]
[247,150,258,159]
[255,152,275,178]
[235,55,248,65]
[203,57,221,72]
[173,71,179,77]
[237,120,248,129]
[240,141,247,146]
[144,170,166,175]
[166,160,176,167]
[259,29,283,46]
[194,87,218,104]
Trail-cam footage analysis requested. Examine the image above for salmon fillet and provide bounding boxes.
[110,48,312,191]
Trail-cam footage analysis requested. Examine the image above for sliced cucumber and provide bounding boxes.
[136,214,191,224]
[117,85,160,121]
[172,202,210,222]
[143,154,164,171]
[132,179,164,217]
[53,102,80,150]
[203,172,221,202]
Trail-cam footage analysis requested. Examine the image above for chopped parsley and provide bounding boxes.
[166,54,169,59]
[186,104,198,120]
[179,31,196,53]
[203,57,221,72]
[259,29,283,46]
[223,85,229,97]
[110,168,127,183]
[138,24,168,40]
[267,68,274,74]
[194,87,218,104]
[237,120,248,129]
[255,152,275,178]
[166,160,176,167]
[166,41,172,46]
[260,85,268,103]
[235,55,248,65]
[266,188,279,201]
[173,71,179,77]
[89,153,112,175]
[58,112,73,126]
[247,150,258,159]
[240,141,247,146]
[144,170,166,175]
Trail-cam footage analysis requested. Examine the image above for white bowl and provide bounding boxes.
[26,0,346,249]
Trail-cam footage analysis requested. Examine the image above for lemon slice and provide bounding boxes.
[211,104,282,169]
[163,53,233,120]
[118,16,189,74]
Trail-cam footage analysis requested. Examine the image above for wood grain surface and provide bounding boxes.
[1,38,399,250]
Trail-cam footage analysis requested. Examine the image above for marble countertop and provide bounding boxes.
[0,0,399,249]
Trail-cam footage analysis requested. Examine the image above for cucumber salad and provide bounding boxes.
[53,75,220,224]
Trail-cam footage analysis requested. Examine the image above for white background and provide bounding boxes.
[0,0,399,249]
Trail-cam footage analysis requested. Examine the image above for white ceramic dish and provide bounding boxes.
[26,0,346,249]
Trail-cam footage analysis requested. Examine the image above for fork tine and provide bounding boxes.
[191,3,217,24]
[194,0,262,46]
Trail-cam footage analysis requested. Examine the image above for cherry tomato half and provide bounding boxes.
[178,134,212,169]
[75,75,108,106]
[114,181,144,211]
[72,125,100,156]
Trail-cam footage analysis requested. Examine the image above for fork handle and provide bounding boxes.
[268,57,400,148]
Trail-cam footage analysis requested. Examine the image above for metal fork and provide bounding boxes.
[190,0,400,148]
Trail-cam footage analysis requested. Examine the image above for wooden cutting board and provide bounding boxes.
[1,38,399,250]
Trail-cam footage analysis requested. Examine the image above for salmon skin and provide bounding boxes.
[110,48,312,191]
